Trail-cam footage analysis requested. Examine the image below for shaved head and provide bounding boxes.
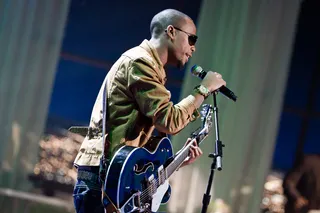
[150,9,192,38]
[149,9,197,69]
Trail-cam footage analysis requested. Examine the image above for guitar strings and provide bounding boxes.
[138,139,196,204]
[139,158,184,202]
[130,109,211,210]
[139,165,176,202]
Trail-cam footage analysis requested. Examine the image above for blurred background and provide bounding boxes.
[0,0,319,212]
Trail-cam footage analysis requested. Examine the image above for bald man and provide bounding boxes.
[72,9,226,213]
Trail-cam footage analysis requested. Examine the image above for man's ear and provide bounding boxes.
[165,25,175,40]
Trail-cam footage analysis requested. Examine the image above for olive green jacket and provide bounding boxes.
[74,40,199,166]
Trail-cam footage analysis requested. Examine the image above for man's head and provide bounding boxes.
[150,9,197,69]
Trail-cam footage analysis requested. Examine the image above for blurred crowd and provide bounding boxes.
[28,132,320,213]
[29,130,83,195]
[261,173,286,213]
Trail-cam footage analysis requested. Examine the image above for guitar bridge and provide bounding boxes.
[120,191,142,213]
[119,191,152,213]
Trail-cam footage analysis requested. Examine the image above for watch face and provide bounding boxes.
[200,85,209,95]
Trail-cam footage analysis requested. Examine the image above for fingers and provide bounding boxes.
[191,145,203,156]
[213,72,222,79]
[189,143,203,159]
[202,71,226,92]
[189,147,195,159]
[213,72,226,86]
[296,198,308,209]
[180,141,203,168]
[184,139,203,161]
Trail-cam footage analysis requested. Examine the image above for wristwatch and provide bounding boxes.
[193,85,210,99]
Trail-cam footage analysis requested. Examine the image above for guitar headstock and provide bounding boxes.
[200,104,213,131]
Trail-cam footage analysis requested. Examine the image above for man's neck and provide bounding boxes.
[149,38,168,66]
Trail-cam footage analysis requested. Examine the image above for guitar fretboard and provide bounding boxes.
[165,127,209,179]
[166,146,190,177]
[141,105,212,201]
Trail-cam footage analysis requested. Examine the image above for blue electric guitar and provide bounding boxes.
[103,104,213,213]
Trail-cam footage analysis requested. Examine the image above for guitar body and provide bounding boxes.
[104,105,214,212]
[104,137,174,213]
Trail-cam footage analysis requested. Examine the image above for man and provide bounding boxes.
[283,154,320,213]
[72,8,226,213]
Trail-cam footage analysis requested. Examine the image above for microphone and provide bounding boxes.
[191,65,237,102]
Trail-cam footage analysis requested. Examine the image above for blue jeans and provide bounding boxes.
[73,166,104,213]
[73,167,164,213]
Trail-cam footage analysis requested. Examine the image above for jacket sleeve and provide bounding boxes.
[128,58,199,135]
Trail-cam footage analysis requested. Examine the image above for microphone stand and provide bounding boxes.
[201,93,225,213]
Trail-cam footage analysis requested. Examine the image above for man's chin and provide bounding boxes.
[177,61,186,70]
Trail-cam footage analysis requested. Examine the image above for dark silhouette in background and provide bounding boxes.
[283,154,320,213]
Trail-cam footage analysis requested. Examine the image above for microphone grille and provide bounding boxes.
[190,65,203,76]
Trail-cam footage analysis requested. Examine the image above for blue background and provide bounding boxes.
[47,0,320,171]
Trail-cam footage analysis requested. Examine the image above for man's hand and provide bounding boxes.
[201,71,226,93]
[180,138,203,167]
[295,196,308,210]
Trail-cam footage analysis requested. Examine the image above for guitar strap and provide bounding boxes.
[100,79,109,181]
[100,79,166,212]
[100,79,120,212]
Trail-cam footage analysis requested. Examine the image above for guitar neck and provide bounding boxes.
[165,127,209,178]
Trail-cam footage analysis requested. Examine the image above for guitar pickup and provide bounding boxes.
[157,165,166,185]
[147,175,157,195]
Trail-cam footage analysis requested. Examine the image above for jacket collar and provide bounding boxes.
[139,40,167,83]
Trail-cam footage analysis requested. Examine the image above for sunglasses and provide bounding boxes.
[173,26,198,46]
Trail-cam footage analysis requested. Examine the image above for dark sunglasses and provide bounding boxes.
[173,26,198,46]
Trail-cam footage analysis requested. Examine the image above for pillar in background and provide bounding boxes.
[0,0,70,195]
[168,0,301,212]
